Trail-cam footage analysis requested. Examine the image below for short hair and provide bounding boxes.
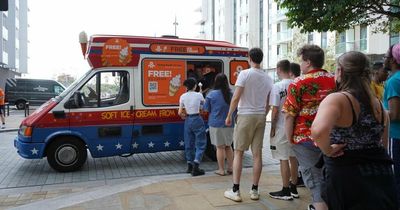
[276,59,290,73]
[297,44,324,68]
[372,62,383,72]
[290,62,301,77]
[183,77,197,90]
[249,48,263,64]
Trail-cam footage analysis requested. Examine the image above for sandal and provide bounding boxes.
[226,170,233,175]
[214,171,225,176]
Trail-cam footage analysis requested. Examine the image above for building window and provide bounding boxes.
[336,31,346,54]
[321,32,327,49]
[308,33,313,44]
[277,45,280,55]
[2,38,6,52]
[360,25,367,51]
[2,14,6,29]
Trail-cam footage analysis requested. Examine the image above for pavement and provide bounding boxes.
[0,108,311,210]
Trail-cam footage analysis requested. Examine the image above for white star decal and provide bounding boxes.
[164,141,170,147]
[148,141,155,148]
[96,144,104,151]
[179,140,184,146]
[132,142,139,149]
[116,143,123,149]
[31,147,38,155]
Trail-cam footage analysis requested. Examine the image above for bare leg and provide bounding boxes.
[280,160,290,187]
[232,150,244,184]
[225,145,234,172]
[252,149,262,186]
[216,145,225,174]
[289,156,298,184]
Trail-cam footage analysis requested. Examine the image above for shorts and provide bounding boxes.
[292,143,324,203]
[270,126,295,160]
[0,105,4,115]
[209,127,233,146]
[233,114,266,152]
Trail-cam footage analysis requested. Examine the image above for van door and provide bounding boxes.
[30,81,55,106]
[68,70,132,157]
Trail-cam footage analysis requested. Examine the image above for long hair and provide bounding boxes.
[213,73,231,104]
[337,51,374,111]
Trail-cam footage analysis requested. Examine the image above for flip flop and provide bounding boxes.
[214,171,225,176]
[226,170,233,175]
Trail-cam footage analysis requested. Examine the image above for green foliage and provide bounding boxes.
[276,0,400,33]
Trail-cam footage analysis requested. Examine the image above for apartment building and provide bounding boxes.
[0,0,29,89]
[201,0,393,77]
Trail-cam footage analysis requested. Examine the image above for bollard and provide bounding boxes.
[24,102,30,117]
[5,102,9,116]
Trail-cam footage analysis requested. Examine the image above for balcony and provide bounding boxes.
[335,39,368,55]
[269,8,288,23]
[271,30,293,44]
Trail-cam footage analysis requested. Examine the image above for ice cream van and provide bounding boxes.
[14,34,249,172]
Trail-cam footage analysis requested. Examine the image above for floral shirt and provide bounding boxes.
[282,69,335,145]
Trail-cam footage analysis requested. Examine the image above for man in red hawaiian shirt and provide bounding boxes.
[283,45,335,210]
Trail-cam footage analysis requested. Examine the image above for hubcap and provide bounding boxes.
[56,146,77,166]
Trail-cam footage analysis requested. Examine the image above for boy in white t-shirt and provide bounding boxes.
[178,78,207,176]
[269,60,299,200]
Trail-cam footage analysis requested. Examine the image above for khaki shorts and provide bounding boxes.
[270,126,295,160]
[233,114,266,152]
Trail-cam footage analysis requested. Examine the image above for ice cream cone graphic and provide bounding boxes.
[169,74,181,96]
[119,47,129,64]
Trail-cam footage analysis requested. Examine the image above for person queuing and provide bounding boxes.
[311,51,398,210]
[268,60,299,200]
[178,78,207,176]
[383,43,400,204]
[370,61,389,101]
[282,45,335,210]
[224,47,273,202]
[203,73,234,176]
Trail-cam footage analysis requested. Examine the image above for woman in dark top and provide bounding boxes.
[311,51,398,210]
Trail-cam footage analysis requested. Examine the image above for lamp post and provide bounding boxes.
[173,16,179,36]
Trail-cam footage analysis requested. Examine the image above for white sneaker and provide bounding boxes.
[249,189,260,200]
[0,125,4,129]
[224,189,242,202]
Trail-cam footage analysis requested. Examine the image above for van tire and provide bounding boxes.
[46,137,87,172]
[16,100,26,110]
[205,132,217,161]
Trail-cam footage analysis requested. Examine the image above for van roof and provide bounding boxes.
[87,35,249,68]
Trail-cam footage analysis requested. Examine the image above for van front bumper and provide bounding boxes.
[14,137,45,159]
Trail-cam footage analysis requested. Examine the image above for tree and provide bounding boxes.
[276,0,400,33]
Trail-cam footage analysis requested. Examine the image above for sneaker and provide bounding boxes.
[289,182,299,198]
[269,187,293,201]
[296,175,305,187]
[224,189,242,202]
[307,204,316,210]
[0,125,4,129]
[249,189,260,200]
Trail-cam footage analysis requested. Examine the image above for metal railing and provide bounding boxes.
[24,102,29,117]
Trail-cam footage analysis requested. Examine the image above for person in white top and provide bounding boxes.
[268,59,300,200]
[224,47,273,202]
[178,78,207,176]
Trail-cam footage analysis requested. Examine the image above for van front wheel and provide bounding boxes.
[47,137,87,172]
[16,100,26,110]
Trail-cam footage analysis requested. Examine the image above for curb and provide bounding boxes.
[0,128,19,133]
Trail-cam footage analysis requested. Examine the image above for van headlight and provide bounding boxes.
[19,125,32,137]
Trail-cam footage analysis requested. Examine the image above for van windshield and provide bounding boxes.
[57,70,92,100]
